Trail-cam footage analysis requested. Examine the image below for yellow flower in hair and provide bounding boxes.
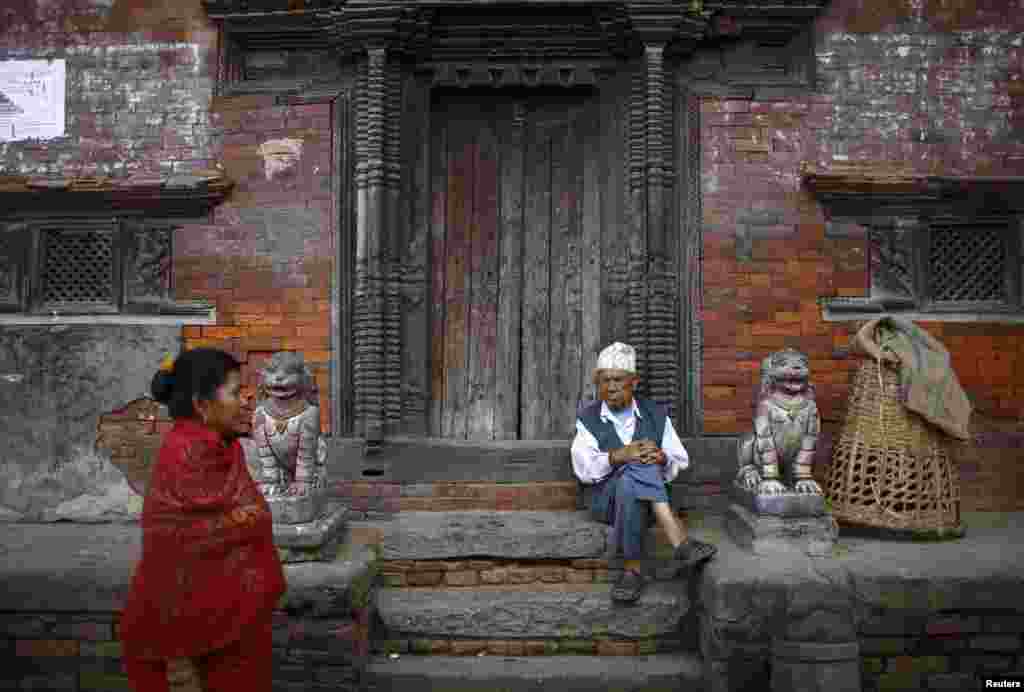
[159,353,175,373]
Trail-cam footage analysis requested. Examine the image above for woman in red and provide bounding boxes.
[120,348,287,692]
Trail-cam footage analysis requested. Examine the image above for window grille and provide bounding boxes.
[40,226,116,305]
[929,224,1008,303]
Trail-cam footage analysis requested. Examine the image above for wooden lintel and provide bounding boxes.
[0,174,235,217]
[802,164,1024,215]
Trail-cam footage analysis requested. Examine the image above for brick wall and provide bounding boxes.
[859,609,1024,691]
[701,0,1024,510]
[0,609,370,692]
[1,0,219,177]
[1,1,336,435]
[176,93,336,433]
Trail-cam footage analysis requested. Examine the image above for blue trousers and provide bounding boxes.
[590,463,669,560]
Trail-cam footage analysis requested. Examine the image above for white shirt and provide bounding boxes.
[570,400,689,485]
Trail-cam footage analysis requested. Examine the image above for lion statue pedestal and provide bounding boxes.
[243,352,346,563]
[724,349,837,557]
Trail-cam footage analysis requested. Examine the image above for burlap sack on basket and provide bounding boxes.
[824,317,969,532]
[852,316,971,441]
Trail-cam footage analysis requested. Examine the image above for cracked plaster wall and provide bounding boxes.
[0,326,180,514]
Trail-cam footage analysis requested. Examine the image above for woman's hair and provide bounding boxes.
[151,348,242,419]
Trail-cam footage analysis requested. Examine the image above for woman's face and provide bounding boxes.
[195,370,247,439]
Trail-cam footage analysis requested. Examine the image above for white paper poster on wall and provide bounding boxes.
[0,59,66,142]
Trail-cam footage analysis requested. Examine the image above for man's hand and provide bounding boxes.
[610,440,665,466]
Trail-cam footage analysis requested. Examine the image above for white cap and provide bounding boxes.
[594,342,636,374]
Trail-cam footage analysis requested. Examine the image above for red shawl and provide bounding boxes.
[119,419,287,661]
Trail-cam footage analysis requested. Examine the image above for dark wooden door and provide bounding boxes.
[430,90,608,440]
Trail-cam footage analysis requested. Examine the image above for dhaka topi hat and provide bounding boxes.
[594,342,636,374]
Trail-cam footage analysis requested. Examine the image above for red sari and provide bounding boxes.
[120,419,286,691]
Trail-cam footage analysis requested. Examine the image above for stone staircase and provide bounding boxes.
[352,505,706,691]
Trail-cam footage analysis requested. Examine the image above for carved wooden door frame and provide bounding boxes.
[340,48,698,442]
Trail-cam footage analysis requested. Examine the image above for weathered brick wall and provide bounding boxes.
[176,96,336,433]
[1,0,219,177]
[701,0,1024,511]
[0,609,370,692]
[2,1,335,435]
[859,609,1024,691]
[95,397,170,497]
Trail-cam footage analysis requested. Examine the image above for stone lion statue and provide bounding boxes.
[250,352,328,498]
[736,348,823,496]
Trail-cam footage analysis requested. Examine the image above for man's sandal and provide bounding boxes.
[673,539,718,568]
[611,569,644,603]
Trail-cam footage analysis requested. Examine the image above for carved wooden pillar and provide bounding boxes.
[354,46,399,441]
[642,43,679,415]
[627,40,679,415]
[626,57,649,397]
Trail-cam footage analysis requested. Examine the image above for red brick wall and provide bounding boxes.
[175,96,335,433]
[701,0,1024,510]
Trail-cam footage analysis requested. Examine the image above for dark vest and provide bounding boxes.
[577,398,668,453]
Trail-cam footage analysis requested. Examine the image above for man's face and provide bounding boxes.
[596,369,639,411]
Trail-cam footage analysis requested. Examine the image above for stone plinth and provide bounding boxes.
[770,639,861,692]
[725,503,836,557]
[377,581,689,640]
[730,485,827,517]
[266,491,327,525]
[271,502,347,564]
[381,511,607,560]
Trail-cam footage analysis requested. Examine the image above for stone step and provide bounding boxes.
[376,582,690,640]
[363,654,703,692]
[380,511,609,560]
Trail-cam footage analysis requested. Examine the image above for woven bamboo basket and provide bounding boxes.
[825,347,962,533]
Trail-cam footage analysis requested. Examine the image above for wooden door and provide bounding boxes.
[430,89,607,440]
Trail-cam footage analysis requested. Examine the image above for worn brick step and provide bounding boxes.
[363,654,703,691]
[398,482,579,511]
[376,582,690,641]
[372,636,693,657]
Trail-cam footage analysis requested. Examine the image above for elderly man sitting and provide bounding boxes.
[571,342,717,602]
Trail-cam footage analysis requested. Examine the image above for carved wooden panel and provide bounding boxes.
[0,222,26,312]
[677,86,703,435]
[123,220,173,308]
[867,220,916,307]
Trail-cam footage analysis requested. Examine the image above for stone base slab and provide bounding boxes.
[725,503,836,557]
[377,582,690,640]
[730,485,826,517]
[266,490,328,525]
[372,635,692,657]
[272,503,347,563]
[381,511,608,560]
[363,654,703,692]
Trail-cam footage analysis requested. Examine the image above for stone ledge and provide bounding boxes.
[376,582,690,640]
[363,654,703,692]
[380,511,608,560]
[372,636,691,656]
[696,512,1024,662]
[0,523,376,616]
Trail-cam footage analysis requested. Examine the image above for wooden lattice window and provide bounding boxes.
[0,217,209,317]
[37,221,119,312]
[823,216,1023,319]
[927,223,1014,306]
